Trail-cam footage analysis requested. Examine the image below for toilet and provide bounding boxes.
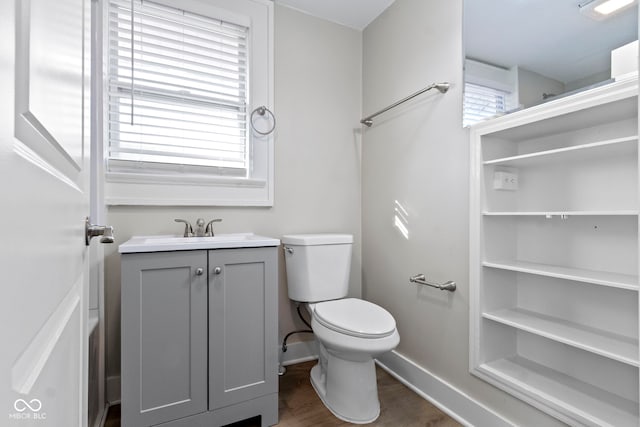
[282,233,400,424]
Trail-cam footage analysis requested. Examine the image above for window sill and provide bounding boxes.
[105,172,272,207]
[106,171,266,188]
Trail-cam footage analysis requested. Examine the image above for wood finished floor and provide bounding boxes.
[105,361,461,427]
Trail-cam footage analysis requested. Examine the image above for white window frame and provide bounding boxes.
[103,0,274,206]
[463,82,510,127]
[464,59,518,127]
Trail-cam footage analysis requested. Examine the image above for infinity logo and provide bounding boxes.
[14,398,42,412]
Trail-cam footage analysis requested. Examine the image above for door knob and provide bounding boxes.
[85,217,115,245]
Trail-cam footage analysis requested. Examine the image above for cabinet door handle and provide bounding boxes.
[195,268,204,276]
[213,267,222,275]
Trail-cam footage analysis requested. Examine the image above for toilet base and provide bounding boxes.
[309,354,380,424]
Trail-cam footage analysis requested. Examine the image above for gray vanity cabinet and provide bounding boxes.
[208,248,278,411]
[121,250,208,427]
[121,246,278,427]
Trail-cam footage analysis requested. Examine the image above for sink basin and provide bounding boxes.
[119,233,281,253]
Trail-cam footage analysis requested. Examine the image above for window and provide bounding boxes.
[463,58,518,127]
[463,82,509,127]
[104,0,273,206]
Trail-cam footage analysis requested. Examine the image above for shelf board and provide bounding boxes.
[482,210,639,216]
[478,356,639,427]
[483,308,639,367]
[483,260,639,291]
[483,135,638,166]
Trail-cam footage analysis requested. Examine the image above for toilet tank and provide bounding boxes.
[282,234,353,302]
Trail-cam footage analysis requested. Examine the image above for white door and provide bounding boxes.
[1,0,92,426]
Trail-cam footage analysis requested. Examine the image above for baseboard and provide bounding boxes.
[110,344,509,425]
[280,339,318,366]
[106,375,121,405]
[97,403,110,427]
[376,351,514,427]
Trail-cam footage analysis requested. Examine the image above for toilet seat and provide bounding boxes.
[313,298,396,339]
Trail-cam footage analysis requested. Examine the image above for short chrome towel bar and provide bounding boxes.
[409,274,456,292]
[360,82,450,127]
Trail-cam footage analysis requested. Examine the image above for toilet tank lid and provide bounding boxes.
[281,234,353,246]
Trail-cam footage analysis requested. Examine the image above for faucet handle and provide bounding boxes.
[205,219,222,237]
[174,219,193,237]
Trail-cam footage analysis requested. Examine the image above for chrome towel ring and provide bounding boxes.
[250,105,276,135]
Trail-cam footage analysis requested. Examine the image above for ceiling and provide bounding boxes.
[275,0,395,30]
[274,0,637,84]
[464,0,638,84]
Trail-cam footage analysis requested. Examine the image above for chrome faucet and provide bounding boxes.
[205,219,222,236]
[194,218,206,237]
[174,218,222,237]
[174,219,193,237]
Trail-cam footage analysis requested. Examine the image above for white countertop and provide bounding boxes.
[119,233,281,253]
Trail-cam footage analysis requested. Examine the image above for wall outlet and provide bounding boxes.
[493,170,518,191]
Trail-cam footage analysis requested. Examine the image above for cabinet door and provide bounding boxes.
[209,247,278,410]
[121,251,208,426]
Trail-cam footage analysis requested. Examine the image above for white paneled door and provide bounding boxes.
[1,0,92,426]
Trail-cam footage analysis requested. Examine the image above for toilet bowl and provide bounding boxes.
[282,234,400,424]
[308,299,399,423]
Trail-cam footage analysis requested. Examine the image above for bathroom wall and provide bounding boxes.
[516,67,565,108]
[361,0,564,425]
[565,69,612,92]
[103,4,362,398]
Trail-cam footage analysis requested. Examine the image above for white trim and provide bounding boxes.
[95,402,110,427]
[280,339,319,366]
[106,171,266,187]
[465,59,516,93]
[279,342,513,426]
[469,78,637,135]
[375,351,515,427]
[106,195,274,206]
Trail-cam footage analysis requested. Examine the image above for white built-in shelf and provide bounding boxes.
[483,136,638,166]
[483,260,639,291]
[483,308,639,367]
[471,79,639,425]
[478,357,639,427]
[482,210,639,216]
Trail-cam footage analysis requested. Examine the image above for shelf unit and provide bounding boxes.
[482,260,638,291]
[470,78,639,426]
[483,211,639,216]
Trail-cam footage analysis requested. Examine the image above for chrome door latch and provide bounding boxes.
[85,217,115,245]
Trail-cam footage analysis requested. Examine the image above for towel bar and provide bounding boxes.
[409,273,456,291]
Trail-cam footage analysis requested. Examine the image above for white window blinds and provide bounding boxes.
[107,0,249,175]
[463,82,509,127]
